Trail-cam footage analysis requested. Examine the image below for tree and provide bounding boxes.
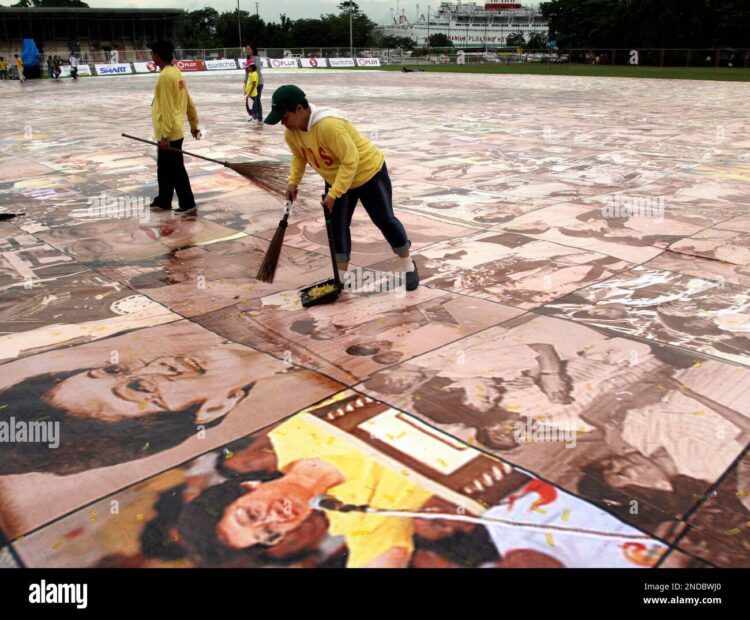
[214,11,266,48]
[179,7,220,49]
[506,32,526,47]
[380,35,416,50]
[338,1,363,18]
[539,0,750,48]
[177,5,378,50]
[428,33,452,47]
[527,32,549,49]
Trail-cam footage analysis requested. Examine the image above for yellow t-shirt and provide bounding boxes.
[0,60,7,70]
[15,57,23,68]
[269,414,432,568]
[151,65,199,141]
[284,116,385,201]
[244,71,259,98]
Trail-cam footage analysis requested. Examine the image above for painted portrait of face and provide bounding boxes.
[47,345,259,424]
[0,343,272,476]
[217,479,312,548]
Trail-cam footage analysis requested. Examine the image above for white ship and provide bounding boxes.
[377,1,549,47]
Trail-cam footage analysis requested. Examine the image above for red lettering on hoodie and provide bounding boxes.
[318,147,334,167]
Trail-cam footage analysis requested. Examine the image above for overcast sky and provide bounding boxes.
[86,1,540,25]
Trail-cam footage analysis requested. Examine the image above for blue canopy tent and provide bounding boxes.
[21,38,42,79]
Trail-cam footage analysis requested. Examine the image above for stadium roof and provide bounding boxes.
[0,7,184,15]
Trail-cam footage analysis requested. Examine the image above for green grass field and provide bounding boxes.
[351,63,750,82]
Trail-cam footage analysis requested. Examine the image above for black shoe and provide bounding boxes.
[150,199,170,210]
[175,204,197,215]
[405,260,420,291]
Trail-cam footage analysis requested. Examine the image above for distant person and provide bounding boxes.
[52,56,62,80]
[148,40,200,215]
[249,44,264,121]
[705,55,712,66]
[15,54,24,82]
[0,57,7,80]
[46,55,54,77]
[244,61,260,123]
[69,52,79,79]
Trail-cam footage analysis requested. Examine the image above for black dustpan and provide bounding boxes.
[301,198,343,308]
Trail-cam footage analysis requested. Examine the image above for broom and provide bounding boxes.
[123,133,293,282]
[310,496,656,541]
[121,133,289,198]
[256,200,293,283]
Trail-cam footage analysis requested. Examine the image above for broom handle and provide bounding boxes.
[321,195,342,288]
[280,201,293,223]
[121,133,230,167]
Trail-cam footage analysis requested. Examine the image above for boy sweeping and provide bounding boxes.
[264,85,419,291]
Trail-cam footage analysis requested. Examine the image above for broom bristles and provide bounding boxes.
[256,222,287,283]
[228,162,289,199]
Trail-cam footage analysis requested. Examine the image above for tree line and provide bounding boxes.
[541,0,750,49]
[180,2,377,50]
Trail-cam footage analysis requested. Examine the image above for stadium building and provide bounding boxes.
[0,6,185,62]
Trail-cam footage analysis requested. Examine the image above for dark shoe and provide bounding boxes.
[150,199,170,210]
[405,260,419,291]
[175,204,197,215]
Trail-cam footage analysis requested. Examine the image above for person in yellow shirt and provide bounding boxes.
[0,57,7,80]
[14,54,24,83]
[243,61,260,123]
[216,413,432,567]
[148,40,200,215]
[264,85,419,291]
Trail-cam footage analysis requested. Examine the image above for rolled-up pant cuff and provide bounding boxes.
[392,240,411,255]
[335,253,350,263]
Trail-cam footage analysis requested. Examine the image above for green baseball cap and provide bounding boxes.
[264,85,307,125]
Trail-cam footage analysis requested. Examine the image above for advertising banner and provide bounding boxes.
[133,61,159,73]
[328,57,355,67]
[268,58,299,69]
[300,57,327,68]
[174,59,204,72]
[355,58,381,67]
[239,57,269,69]
[59,64,93,77]
[95,63,132,75]
[205,59,238,70]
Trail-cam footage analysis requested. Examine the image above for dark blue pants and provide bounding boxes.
[157,138,195,209]
[255,83,264,120]
[325,162,410,263]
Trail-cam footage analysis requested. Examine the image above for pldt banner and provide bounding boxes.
[269,58,299,69]
[356,58,381,67]
[133,61,159,73]
[174,59,204,71]
[95,63,132,75]
[205,59,239,70]
[328,57,356,67]
[300,57,327,68]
